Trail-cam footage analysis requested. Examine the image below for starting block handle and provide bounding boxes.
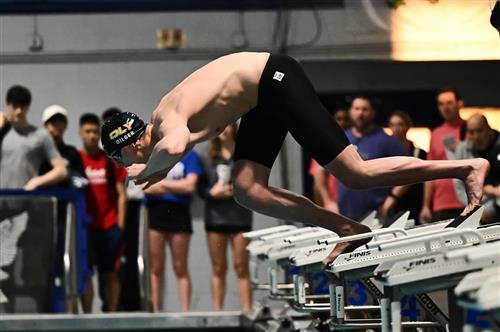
[378,229,484,252]
[285,229,334,244]
[318,228,408,245]
[261,227,315,241]
[243,225,296,240]
[368,228,454,248]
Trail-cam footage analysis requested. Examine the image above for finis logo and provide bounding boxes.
[278,244,295,252]
[344,251,371,261]
[109,118,134,139]
[403,258,436,271]
[304,247,327,257]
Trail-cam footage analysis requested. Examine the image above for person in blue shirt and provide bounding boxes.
[337,96,406,221]
[144,150,202,312]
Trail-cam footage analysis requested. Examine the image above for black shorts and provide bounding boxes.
[234,54,350,168]
[88,224,124,273]
[147,200,193,234]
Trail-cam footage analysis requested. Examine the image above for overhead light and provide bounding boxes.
[390,0,500,61]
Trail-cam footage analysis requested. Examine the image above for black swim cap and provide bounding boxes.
[101,112,146,159]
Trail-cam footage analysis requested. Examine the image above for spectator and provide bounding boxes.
[79,113,127,313]
[336,96,406,221]
[420,88,465,223]
[40,105,86,187]
[484,144,500,218]
[199,123,253,312]
[102,107,122,123]
[0,85,66,189]
[101,107,143,311]
[144,150,202,312]
[333,108,351,130]
[387,111,427,222]
[453,114,500,223]
[39,105,87,312]
[309,108,351,212]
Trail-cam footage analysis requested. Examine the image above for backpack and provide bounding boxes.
[0,120,12,183]
[0,121,11,146]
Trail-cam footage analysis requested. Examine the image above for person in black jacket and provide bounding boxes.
[40,105,86,187]
[39,104,87,312]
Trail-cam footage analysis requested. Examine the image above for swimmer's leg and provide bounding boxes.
[325,145,489,215]
[232,160,369,237]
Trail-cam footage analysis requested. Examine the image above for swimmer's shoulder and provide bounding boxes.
[151,103,186,131]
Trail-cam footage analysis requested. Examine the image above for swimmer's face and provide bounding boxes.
[437,91,462,123]
[388,115,409,141]
[5,103,29,126]
[350,98,375,131]
[119,123,153,166]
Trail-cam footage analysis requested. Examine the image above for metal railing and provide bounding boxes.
[137,203,151,311]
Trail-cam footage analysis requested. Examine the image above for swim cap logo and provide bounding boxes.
[109,118,135,140]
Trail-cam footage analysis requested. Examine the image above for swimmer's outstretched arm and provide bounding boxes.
[128,119,191,186]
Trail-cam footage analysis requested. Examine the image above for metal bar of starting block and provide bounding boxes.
[0,312,246,331]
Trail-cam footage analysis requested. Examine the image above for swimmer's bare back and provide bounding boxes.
[151,52,270,145]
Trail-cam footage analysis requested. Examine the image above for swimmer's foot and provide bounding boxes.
[321,226,372,268]
[462,158,489,215]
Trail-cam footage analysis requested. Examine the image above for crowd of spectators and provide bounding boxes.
[1,84,499,314]
[0,85,253,313]
[309,89,500,226]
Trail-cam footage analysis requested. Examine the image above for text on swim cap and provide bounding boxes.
[109,118,134,140]
[115,131,136,145]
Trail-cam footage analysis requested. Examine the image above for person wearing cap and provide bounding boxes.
[100,53,488,266]
[0,85,67,190]
[40,105,87,188]
[39,105,88,312]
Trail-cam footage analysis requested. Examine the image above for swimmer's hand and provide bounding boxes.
[139,171,170,190]
[127,164,169,190]
[126,163,147,181]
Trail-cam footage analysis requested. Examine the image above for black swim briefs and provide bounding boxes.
[233,54,349,168]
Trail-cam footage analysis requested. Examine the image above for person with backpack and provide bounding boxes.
[78,113,127,313]
[39,105,88,312]
[102,107,143,311]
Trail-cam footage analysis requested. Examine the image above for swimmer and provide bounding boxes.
[101,52,489,265]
